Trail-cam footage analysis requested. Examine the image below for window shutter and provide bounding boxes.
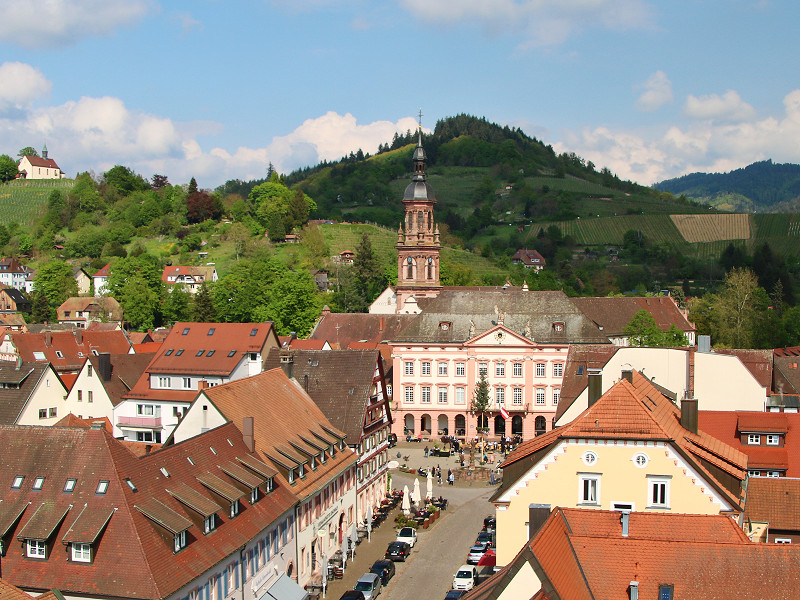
[234,561,240,588]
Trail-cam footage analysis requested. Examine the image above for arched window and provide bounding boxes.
[427,257,433,279]
[535,416,547,436]
[417,211,424,230]
[511,415,523,436]
[427,212,432,230]
[406,256,413,279]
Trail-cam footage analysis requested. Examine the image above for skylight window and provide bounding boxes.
[207,328,215,336]
[124,478,137,492]
[32,476,45,490]
[176,349,184,356]
[227,350,236,357]
[165,349,174,356]
[182,328,190,336]
[187,457,195,466]
[250,328,258,336]
[11,475,24,489]
[55,351,63,359]
[196,349,205,357]
[160,467,170,478]
[33,352,45,360]
[207,350,215,357]
[64,478,77,493]
[96,480,109,495]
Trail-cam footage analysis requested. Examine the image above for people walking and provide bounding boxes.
[448,471,455,485]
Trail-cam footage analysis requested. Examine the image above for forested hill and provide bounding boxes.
[654,160,800,213]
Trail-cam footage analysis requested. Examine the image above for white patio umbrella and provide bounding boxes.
[322,552,328,598]
[413,478,421,506]
[402,485,411,514]
[349,523,358,559]
[366,505,373,542]
[426,470,433,500]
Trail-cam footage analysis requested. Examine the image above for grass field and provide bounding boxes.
[0,179,74,226]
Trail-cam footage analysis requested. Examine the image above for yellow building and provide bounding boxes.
[490,369,748,566]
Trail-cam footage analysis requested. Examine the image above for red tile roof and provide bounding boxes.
[0,422,298,599]
[58,371,78,391]
[10,329,131,372]
[699,410,800,477]
[498,371,748,509]
[20,156,60,170]
[54,414,113,432]
[511,508,800,600]
[744,477,800,531]
[92,264,111,278]
[571,295,695,336]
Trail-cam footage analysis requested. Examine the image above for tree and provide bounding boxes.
[121,275,160,330]
[106,254,164,308]
[255,270,322,336]
[33,261,78,321]
[301,224,328,269]
[186,190,222,224]
[623,310,664,347]
[350,234,387,312]
[17,147,38,158]
[151,174,169,189]
[103,165,149,196]
[0,154,18,182]
[471,372,491,436]
[192,284,217,322]
[707,268,768,348]
[29,291,51,324]
[161,285,192,325]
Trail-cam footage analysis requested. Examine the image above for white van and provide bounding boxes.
[453,564,477,591]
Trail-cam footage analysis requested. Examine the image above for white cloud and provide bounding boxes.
[556,89,800,185]
[398,0,653,46]
[684,90,755,122]
[635,70,672,112]
[0,0,151,48]
[0,62,52,112]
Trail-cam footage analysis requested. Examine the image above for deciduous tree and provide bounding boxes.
[33,261,78,321]
[0,154,18,182]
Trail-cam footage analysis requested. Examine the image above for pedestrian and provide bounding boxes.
[448,472,454,486]
[424,445,429,457]
[437,472,442,485]
[437,465,441,478]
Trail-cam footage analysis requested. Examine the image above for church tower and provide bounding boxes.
[395,113,441,309]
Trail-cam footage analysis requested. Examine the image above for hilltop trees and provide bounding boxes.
[32,261,79,322]
[0,155,17,182]
[249,173,316,240]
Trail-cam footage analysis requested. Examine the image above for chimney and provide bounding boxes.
[75,329,83,345]
[620,510,630,537]
[698,334,711,353]
[144,444,153,454]
[681,398,698,434]
[379,317,385,332]
[45,331,52,347]
[243,416,255,452]
[90,420,105,430]
[321,305,331,316]
[98,353,112,381]
[528,504,551,540]
[198,380,209,391]
[629,581,639,600]
[588,368,602,406]
[15,356,21,370]
[621,369,633,383]
[687,347,696,400]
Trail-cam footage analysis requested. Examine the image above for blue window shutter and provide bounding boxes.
[204,582,210,600]
[234,561,240,589]
[222,570,228,597]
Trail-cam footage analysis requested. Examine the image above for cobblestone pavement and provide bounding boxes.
[321,442,497,600]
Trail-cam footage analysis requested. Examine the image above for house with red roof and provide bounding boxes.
[744,477,800,543]
[117,322,279,444]
[0,421,304,600]
[510,248,546,271]
[92,263,111,295]
[0,258,34,291]
[490,369,748,566]
[265,348,392,523]
[170,368,358,590]
[16,145,63,179]
[0,360,66,426]
[161,265,218,294]
[463,507,800,600]
[2,329,132,374]
[57,296,123,328]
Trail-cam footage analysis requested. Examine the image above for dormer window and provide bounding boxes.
[250,488,259,504]
[265,478,274,493]
[288,470,295,484]
[174,530,186,553]
[71,542,91,562]
[767,435,780,445]
[310,457,316,470]
[26,539,47,559]
[748,434,761,445]
[204,514,216,534]
[230,499,240,518]
[11,475,24,489]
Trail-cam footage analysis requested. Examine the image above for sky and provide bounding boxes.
[1,0,799,190]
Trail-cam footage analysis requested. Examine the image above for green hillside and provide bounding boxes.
[0,179,74,226]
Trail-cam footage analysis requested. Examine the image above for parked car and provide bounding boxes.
[483,516,496,532]
[396,526,417,548]
[476,531,494,547]
[453,564,478,591]
[467,543,489,564]
[338,592,365,600]
[370,559,396,585]
[444,591,466,599]
[354,573,382,600]
[385,541,411,561]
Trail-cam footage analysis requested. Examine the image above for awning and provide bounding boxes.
[17,502,71,541]
[0,500,29,538]
[258,574,308,600]
[197,473,245,503]
[237,455,277,478]
[220,462,264,489]
[135,498,192,534]
[62,505,115,544]
[168,482,222,517]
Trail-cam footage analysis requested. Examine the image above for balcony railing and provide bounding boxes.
[117,415,162,428]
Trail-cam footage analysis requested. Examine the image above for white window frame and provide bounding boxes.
[748,434,761,445]
[536,362,546,377]
[438,387,448,404]
[553,363,564,377]
[204,514,216,534]
[421,386,431,403]
[404,386,414,403]
[647,476,671,509]
[404,361,414,376]
[535,388,545,405]
[578,474,600,506]
[71,542,91,562]
[513,388,523,405]
[478,363,488,376]
[495,362,505,377]
[27,539,47,558]
[553,388,560,405]
[456,362,465,376]
[230,499,240,518]
[421,361,431,376]
[512,362,523,377]
[766,434,780,446]
[495,387,505,405]
[158,376,171,388]
[455,387,465,405]
[438,362,448,376]
[774,538,792,544]
[174,530,186,552]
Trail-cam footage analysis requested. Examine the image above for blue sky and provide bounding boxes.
[1,0,798,189]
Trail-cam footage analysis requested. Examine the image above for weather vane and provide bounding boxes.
[418,108,423,128]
